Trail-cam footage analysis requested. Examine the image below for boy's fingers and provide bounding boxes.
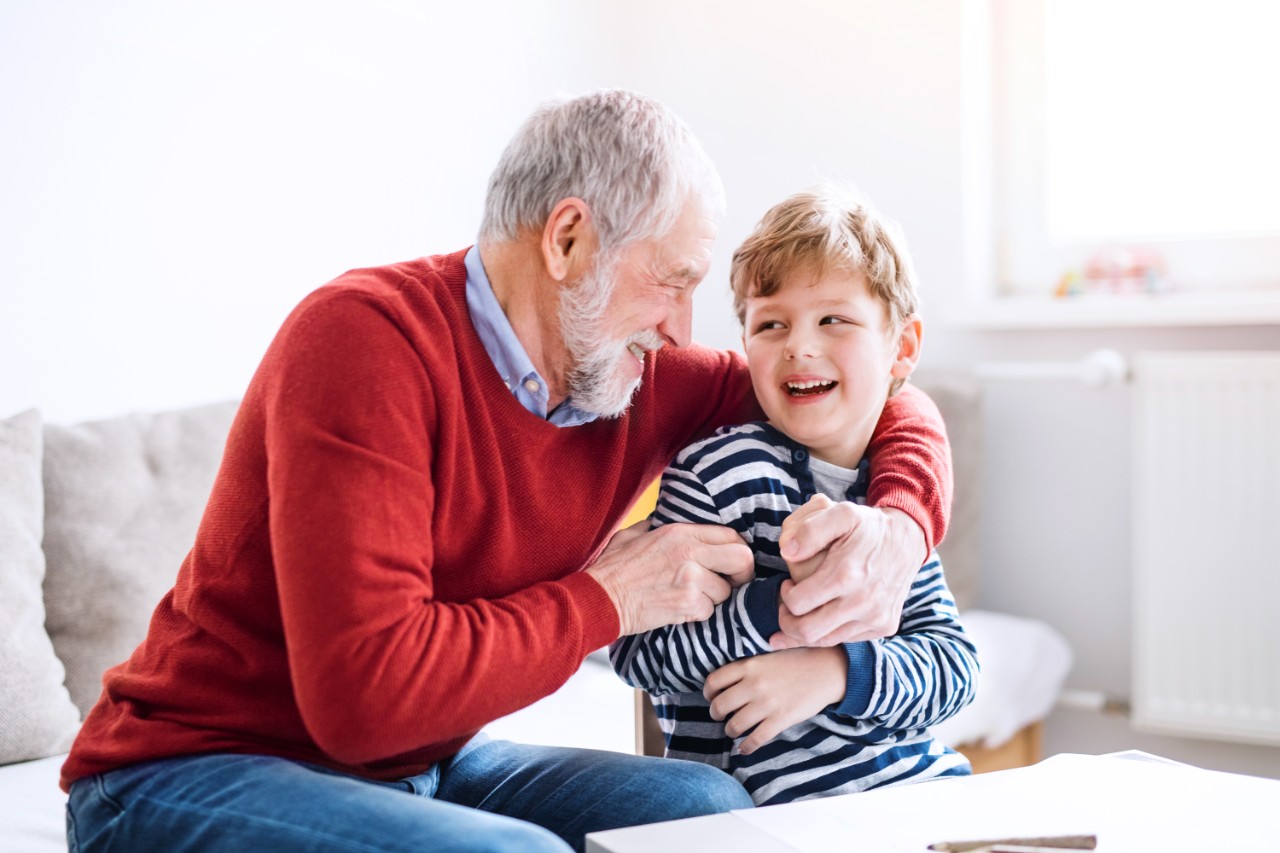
[780,560,848,618]
[768,631,801,651]
[708,682,750,722]
[703,659,742,702]
[740,717,785,756]
[723,700,766,740]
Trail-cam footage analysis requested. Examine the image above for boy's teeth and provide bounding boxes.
[786,379,836,396]
[628,343,647,362]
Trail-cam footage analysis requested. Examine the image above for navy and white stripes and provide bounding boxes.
[610,422,978,805]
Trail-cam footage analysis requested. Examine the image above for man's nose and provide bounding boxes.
[656,297,693,349]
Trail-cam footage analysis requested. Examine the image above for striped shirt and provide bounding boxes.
[610,421,979,805]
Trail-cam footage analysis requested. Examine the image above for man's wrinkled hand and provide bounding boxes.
[771,504,926,648]
[587,519,753,637]
[782,494,841,582]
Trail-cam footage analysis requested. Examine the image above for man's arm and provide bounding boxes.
[773,384,951,647]
[265,292,749,766]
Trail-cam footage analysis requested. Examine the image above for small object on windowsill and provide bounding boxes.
[1054,246,1168,298]
[927,833,1097,852]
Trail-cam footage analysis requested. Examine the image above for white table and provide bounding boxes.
[586,752,1280,852]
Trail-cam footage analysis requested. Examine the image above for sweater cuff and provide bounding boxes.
[564,571,623,655]
[834,641,877,717]
[869,492,938,554]
[743,574,787,644]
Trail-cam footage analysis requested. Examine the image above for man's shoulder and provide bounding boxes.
[316,249,469,302]
[286,250,470,334]
[650,342,747,384]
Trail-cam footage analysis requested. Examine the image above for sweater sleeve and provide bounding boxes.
[263,290,617,766]
[830,552,979,728]
[866,383,953,552]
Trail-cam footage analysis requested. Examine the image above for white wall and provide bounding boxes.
[1,0,964,422]
[5,0,1278,779]
[1,0,605,422]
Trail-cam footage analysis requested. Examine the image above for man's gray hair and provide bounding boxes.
[479,90,725,253]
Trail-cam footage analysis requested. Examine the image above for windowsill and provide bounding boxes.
[946,291,1280,330]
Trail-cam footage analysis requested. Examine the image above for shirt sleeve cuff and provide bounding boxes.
[834,641,877,717]
[743,574,787,642]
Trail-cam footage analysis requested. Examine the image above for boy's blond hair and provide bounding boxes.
[730,185,919,333]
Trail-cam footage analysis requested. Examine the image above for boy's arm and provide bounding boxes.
[775,384,952,647]
[609,464,782,695]
[830,553,978,730]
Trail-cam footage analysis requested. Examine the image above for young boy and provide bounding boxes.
[610,186,978,806]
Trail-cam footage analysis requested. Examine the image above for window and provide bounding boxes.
[989,0,1280,300]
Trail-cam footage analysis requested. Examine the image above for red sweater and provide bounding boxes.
[61,249,951,790]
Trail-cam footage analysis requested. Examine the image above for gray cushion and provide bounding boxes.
[913,374,983,611]
[42,401,239,716]
[0,409,80,764]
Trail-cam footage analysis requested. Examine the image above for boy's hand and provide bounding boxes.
[587,518,754,636]
[772,504,925,648]
[703,647,847,755]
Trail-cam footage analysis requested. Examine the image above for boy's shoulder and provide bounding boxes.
[671,421,794,471]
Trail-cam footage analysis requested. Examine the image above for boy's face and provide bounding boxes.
[742,268,916,469]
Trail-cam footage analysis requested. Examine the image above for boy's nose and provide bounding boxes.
[784,330,817,360]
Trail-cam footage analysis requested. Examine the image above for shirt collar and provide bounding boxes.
[464,245,598,427]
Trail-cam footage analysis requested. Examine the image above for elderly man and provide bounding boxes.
[61,90,950,852]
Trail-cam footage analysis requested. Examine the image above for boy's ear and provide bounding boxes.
[890,314,923,380]
[541,197,597,283]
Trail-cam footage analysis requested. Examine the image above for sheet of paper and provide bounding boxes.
[730,753,1280,852]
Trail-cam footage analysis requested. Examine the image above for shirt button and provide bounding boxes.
[792,449,807,462]
[524,379,540,393]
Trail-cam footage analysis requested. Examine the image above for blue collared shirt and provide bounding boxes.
[464,246,597,427]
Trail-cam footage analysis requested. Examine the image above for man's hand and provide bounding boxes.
[587,518,753,636]
[780,494,832,582]
[772,504,926,649]
[703,648,847,755]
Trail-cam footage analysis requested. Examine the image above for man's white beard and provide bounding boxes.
[559,259,663,419]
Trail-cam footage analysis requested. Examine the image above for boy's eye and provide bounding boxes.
[819,316,848,326]
[753,320,784,333]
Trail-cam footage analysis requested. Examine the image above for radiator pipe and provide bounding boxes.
[974,348,1129,388]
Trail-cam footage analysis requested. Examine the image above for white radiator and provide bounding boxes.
[1131,351,1280,745]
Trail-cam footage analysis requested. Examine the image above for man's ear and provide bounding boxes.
[541,198,596,283]
[890,314,923,380]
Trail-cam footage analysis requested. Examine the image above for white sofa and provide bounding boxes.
[0,380,1070,852]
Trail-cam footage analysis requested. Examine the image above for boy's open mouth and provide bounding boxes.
[785,379,837,397]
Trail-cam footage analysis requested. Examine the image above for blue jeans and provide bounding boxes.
[66,735,753,852]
